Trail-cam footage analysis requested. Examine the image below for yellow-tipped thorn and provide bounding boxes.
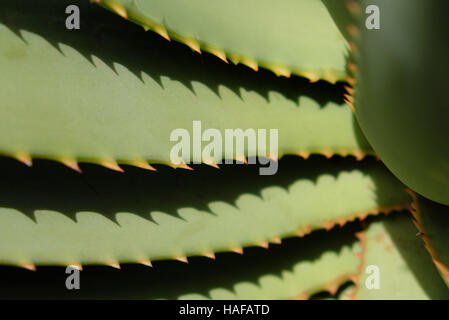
[344,93,355,104]
[267,153,278,162]
[346,0,362,16]
[175,162,194,170]
[184,38,201,54]
[100,160,123,172]
[257,241,269,249]
[205,161,220,169]
[154,25,170,41]
[327,283,339,296]
[295,292,309,300]
[203,251,215,260]
[61,158,82,173]
[130,160,157,171]
[323,69,338,84]
[15,153,32,167]
[210,48,228,63]
[296,226,312,238]
[241,58,258,71]
[138,259,153,267]
[353,151,364,161]
[68,263,82,271]
[271,65,291,78]
[296,230,305,237]
[321,150,333,159]
[358,212,368,220]
[345,99,355,112]
[235,155,247,164]
[355,232,365,241]
[108,3,127,19]
[301,71,320,83]
[18,262,36,271]
[107,261,121,269]
[338,218,347,227]
[346,76,356,86]
[298,151,310,159]
[348,41,359,53]
[322,222,334,230]
[347,62,358,73]
[231,246,243,255]
[175,255,188,263]
[270,237,282,244]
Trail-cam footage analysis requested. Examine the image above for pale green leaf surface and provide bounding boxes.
[0,157,410,266]
[0,227,361,299]
[355,214,449,299]
[96,0,349,82]
[0,1,368,167]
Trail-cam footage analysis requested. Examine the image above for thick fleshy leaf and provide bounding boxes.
[324,0,449,205]
[0,227,361,299]
[410,194,449,287]
[0,0,369,170]
[354,213,449,299]
[0,157,411,267]
[95,0,349,83]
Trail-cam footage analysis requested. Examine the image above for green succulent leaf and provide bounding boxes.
[354,213,449,299]
[0,157,411,267]
[410,194,449,287]
[323,0,449,205]
[0,227,361,299]
[94,0,349,83]
[0,0,369,170]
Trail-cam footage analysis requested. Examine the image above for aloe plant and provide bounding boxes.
[0,0,448,300]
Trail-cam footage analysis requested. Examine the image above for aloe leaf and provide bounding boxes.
[0,227,361,299]
[410,193,449,287]
[354,213,449,299]
[0,0,369,170]
[0,157,411,268]
[323,0,449,205]
[94,0,348,83]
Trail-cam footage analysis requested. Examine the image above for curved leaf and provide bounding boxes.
[0,0,369,170]
[410,193,449,287]
[0,157,410,267]
[95,0,349,82]
[0,227,361,299]
[354,213,449,299]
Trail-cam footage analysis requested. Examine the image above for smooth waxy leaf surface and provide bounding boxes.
[0,227,361,299]
[355,214,449,299]
[0,0,369,169]
[324,0,449,205]
[95,0,349,82]
[0,157,410,266]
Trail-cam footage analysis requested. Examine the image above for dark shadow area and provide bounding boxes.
[309,280,353,300]
[0,0,346,107]
[0,222,362,299]
[0,155,383,224]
